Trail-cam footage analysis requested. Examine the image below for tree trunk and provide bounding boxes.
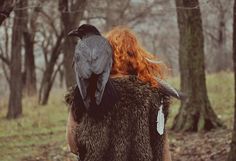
[38,75,54,105]
[7,0,24,119]
[23,31,37,96]
[228,0,236,160]
[105,1,120,31]
[0,0,15,25]
[59,0,87,88]
[58,66,64,88]
[62,36,77,88]
[172,0,223,131]
[21,0,38,96]
[213,12,228,72]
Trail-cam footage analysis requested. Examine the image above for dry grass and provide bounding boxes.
[0,72,234,161]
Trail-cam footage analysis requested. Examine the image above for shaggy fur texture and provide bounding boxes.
[65,76,170,161]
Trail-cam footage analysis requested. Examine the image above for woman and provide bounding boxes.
[66,27,172,161]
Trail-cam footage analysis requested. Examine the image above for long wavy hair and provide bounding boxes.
[106,27,167,87]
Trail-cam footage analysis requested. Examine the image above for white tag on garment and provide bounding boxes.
[156,103,165,135]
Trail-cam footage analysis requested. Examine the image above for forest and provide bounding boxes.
[0,0,236,161]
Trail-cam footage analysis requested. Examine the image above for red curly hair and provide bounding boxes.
[106,27,167,87]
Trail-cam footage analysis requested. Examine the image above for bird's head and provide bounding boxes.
[67,24,101,39]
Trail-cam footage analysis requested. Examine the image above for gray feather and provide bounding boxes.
[74,35,113,108]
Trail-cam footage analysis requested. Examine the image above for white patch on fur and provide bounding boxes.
[156,103,165,135]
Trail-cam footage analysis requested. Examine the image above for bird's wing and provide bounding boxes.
[89,37,113,105]
[74,36,113,108]
[95,52,113,105]
[74,41,91,102]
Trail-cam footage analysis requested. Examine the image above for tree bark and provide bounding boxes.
[228,0,236,160]
[22,0,38,96]
[21,0,41,96]
[23,32,37,96]
[0,0,15,25]
[7,0,24,119]
[59,0,87,88]
[58,66,64,88]
[172,0,223,131]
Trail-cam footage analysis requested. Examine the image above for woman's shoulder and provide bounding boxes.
[110,76,166,101]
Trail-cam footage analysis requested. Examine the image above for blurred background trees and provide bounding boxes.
[0,0,15,25]
[0,0,234,125]
[21,0,39,97]
[0,0,236,160]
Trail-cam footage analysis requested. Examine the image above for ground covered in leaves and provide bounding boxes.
[17,129,233,161]
[0,72,234,161]
[169,129,231,161]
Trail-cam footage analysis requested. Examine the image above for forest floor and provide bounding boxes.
[0,72,234,161]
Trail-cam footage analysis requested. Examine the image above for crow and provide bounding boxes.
[68,24,118,111]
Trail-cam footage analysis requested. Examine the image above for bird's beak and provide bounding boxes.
[67,29,78,36]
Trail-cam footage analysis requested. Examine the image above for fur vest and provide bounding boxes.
[65,76,170,161]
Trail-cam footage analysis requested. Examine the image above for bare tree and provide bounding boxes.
[0,26,11,85]
[172,0,223,131]
[205,0,233,72]
[7,0,24,119]
[38,32,63,105]
[85,0,167,30]
[37,9,64,105]
[59,0,87,88]
[228,0,236,160]
[21,0,42,96]
[0,0,15,25]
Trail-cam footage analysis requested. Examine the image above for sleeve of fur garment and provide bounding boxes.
[66,110,79,155]
[163,133,172,161]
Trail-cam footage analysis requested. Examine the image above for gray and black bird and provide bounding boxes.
[68,24,119,112]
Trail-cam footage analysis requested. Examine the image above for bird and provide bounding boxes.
[68,24,118,111]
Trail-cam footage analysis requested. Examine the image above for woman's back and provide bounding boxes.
[66,76,170,161]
